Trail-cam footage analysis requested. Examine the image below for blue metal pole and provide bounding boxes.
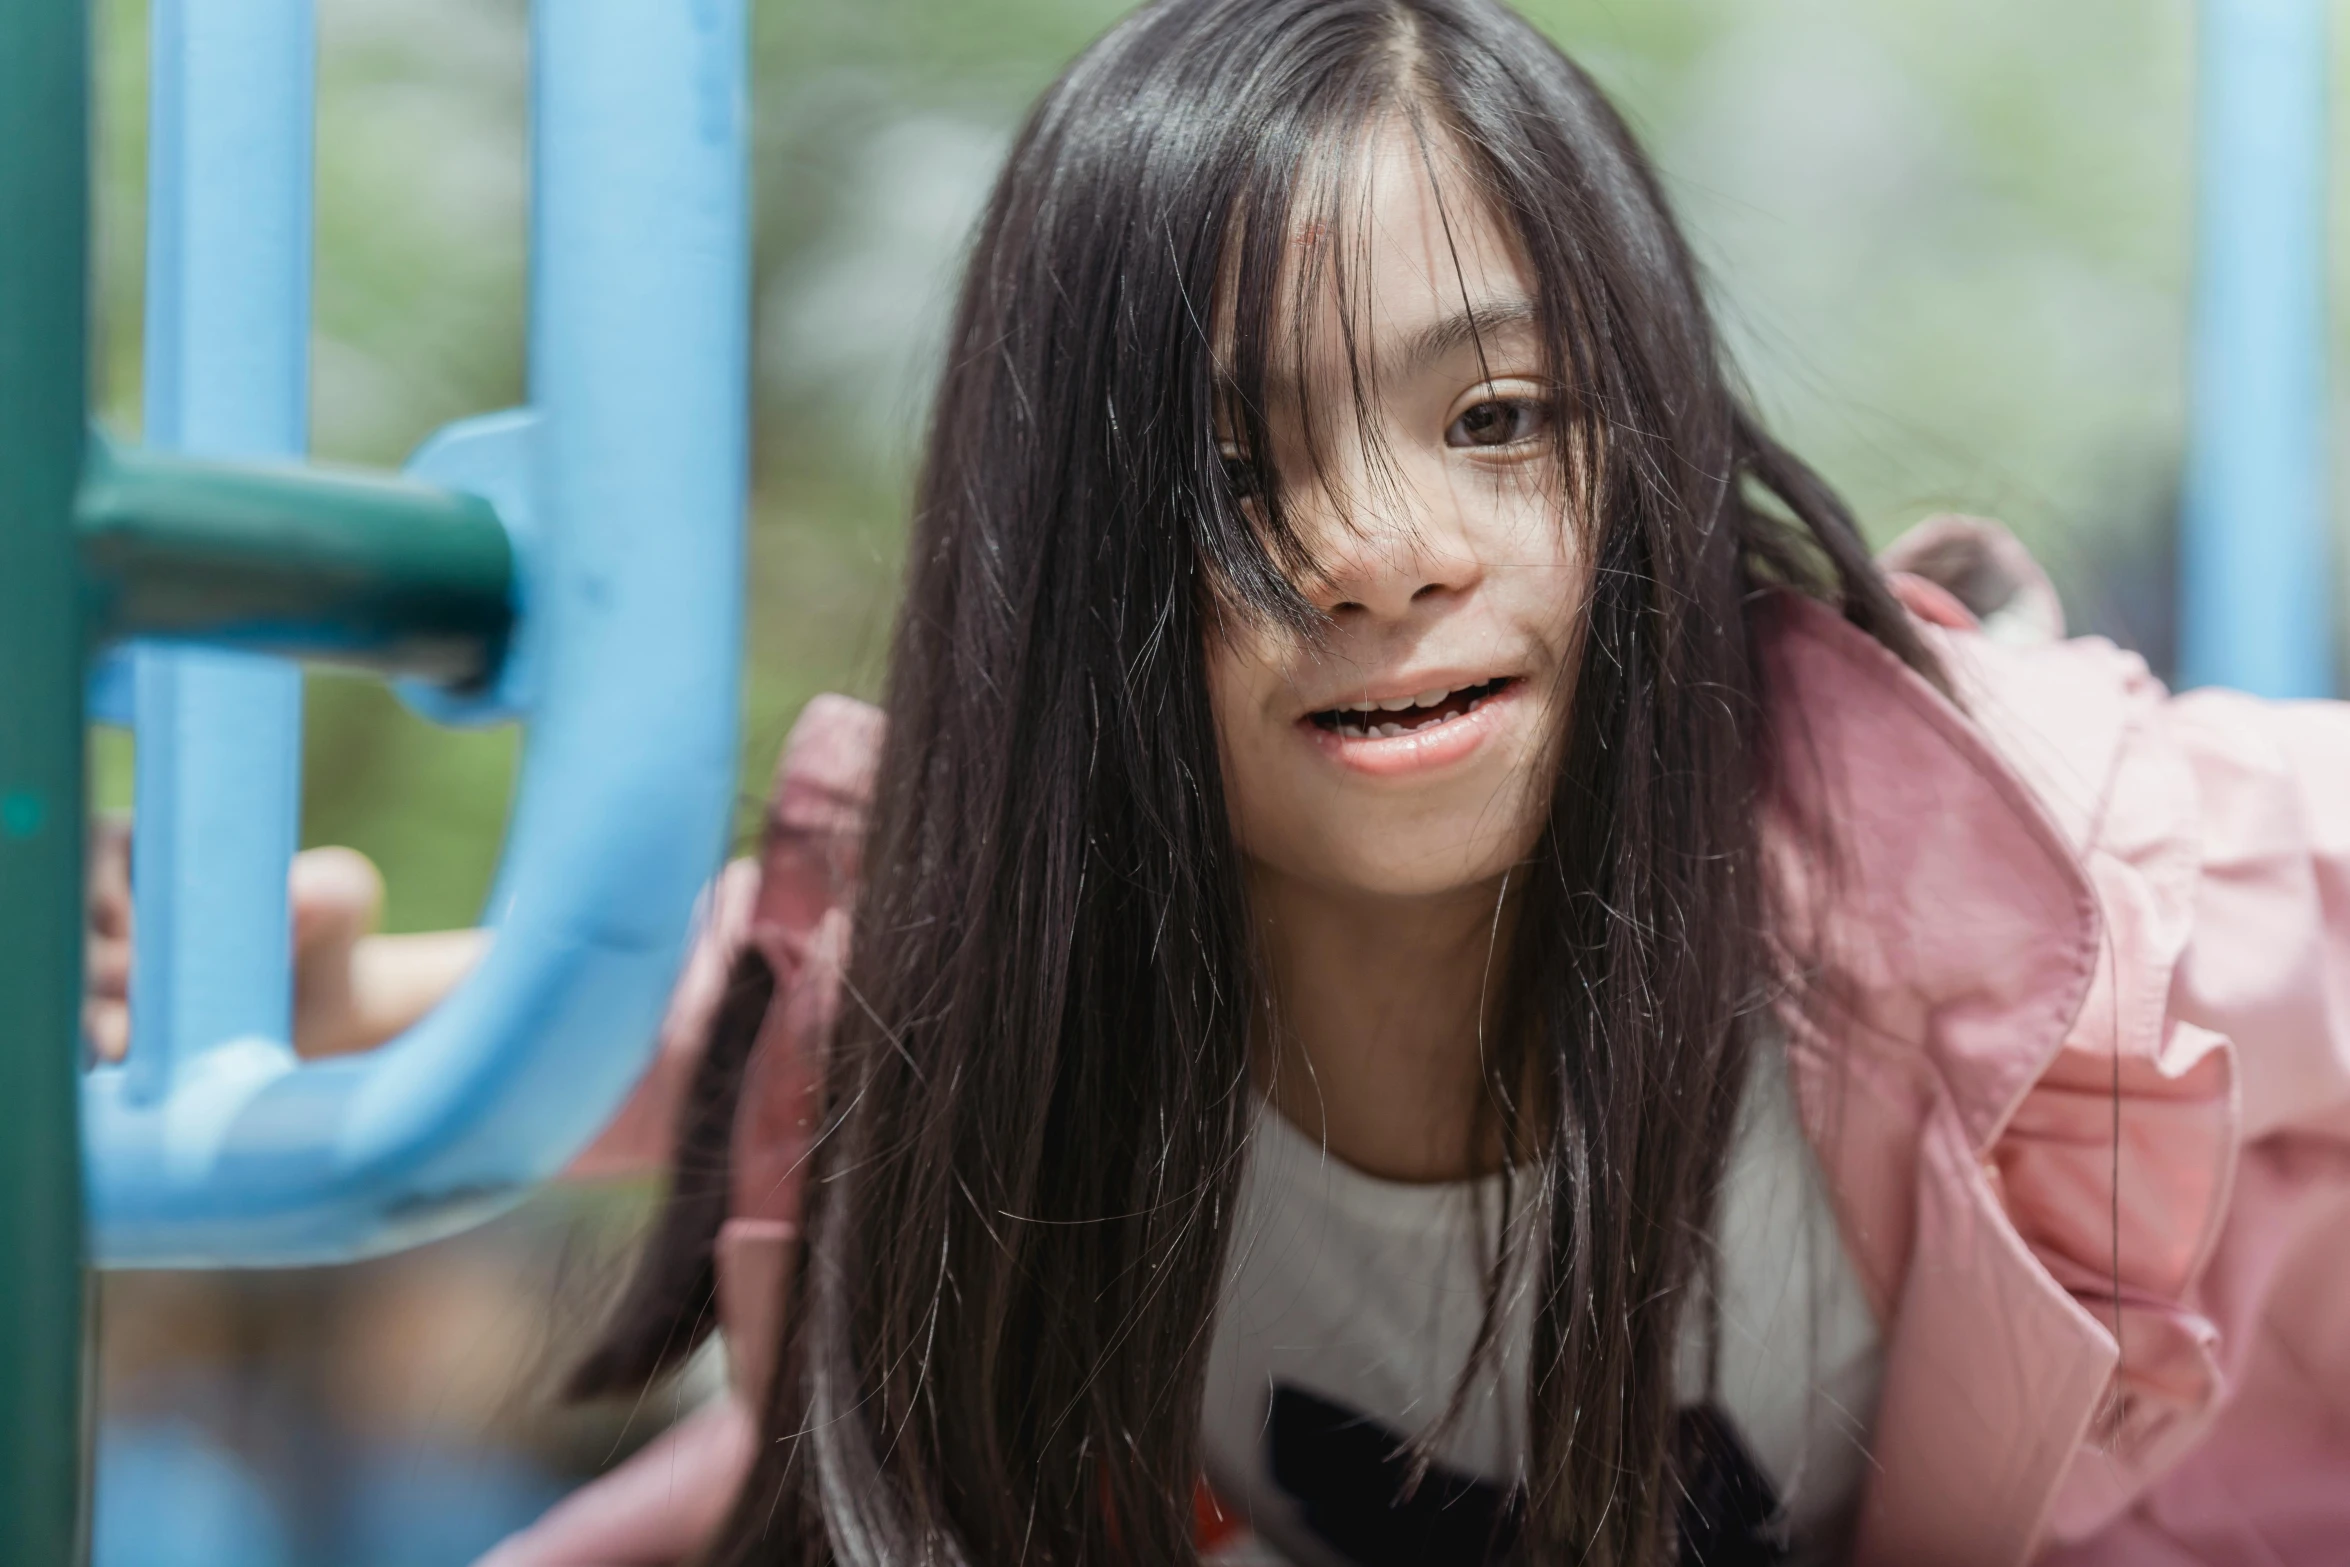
[128,1,313,1099]
[82,0,747,1265]
[2180,0,2333,696]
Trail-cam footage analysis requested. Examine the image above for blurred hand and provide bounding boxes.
[471,1397,753,1567]
[83,815,134,1062]
[83,825,486,1062]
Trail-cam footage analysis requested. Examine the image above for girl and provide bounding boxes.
[490,0,2350,1562]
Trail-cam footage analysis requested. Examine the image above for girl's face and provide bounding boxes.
[1207,125,1585,903]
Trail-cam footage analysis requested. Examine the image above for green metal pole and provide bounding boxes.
[78,438,516,686]
[0,0,92,1561]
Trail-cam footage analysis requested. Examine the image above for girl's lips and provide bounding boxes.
[1298,677,1522,777]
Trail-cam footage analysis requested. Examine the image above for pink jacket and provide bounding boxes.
[487,554,2350,1566]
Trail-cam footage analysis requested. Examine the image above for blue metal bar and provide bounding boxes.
[87,0,747,1265]
[321,0,750,1240]
[127,0,313,1103]
[2181,0,2333,696]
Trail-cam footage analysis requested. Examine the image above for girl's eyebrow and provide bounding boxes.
[1213,296,1540,416]
[1395,296,1539,378]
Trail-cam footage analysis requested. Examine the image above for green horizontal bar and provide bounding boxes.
[75,434,516,688]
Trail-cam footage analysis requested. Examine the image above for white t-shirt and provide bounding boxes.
[1199,1032,1881,1566]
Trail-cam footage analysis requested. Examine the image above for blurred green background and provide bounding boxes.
[90,0,2350,934]
[79,2,2350,1560]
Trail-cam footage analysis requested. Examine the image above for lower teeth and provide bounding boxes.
[1345,695,1481,739]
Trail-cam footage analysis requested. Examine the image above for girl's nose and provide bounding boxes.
[1306,521,1485,621]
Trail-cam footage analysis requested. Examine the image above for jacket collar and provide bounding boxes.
[1758,590,2103,1153]
[1759,593,2116,1566]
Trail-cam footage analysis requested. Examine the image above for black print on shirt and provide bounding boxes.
[1264,1383,1787,1567]
[1670,1403,1789,1567]
[1267,1383,1520,1566]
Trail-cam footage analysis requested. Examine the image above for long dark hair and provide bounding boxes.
[583,2,1933,1561]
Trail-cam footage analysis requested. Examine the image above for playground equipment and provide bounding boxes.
[0,1,745,1559]
[2180,0,2333,696]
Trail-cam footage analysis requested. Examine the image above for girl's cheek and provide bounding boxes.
[1202,637,1274,849]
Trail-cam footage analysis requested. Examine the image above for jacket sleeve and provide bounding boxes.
[485,695,886,1566]
[2035,685,2350,1560]
[2162,687,2350,1144]
[565,693,883,1181]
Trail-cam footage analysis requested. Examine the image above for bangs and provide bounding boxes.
[1193,38,1590,639]
[1146,15,1569,639]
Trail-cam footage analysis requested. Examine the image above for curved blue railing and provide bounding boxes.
[86,0,747,1267]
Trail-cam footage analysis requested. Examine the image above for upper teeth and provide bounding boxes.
[1340,687,1454,714]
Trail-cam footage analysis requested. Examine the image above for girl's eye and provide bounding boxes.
[1446,397,1549,450]
[1220,447,1262,500]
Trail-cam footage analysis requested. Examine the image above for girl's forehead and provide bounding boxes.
[1226,124,1538,391]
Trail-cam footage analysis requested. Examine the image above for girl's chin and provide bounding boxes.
[1311,850,1528,904]
[1251,822,1535,905]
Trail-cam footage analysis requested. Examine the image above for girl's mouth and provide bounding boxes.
[1306,676,1516,739]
